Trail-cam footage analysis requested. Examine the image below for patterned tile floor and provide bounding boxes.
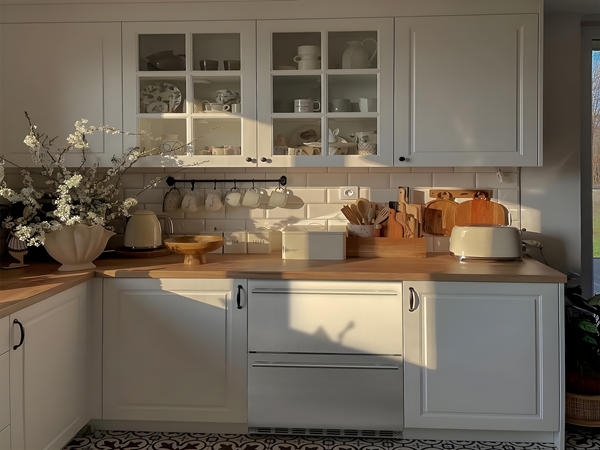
[62,425,599,450]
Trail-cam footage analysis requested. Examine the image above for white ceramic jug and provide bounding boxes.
[341,39,377,69]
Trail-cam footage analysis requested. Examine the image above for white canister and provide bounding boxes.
[223,229,248,253]
[247,228,282,253]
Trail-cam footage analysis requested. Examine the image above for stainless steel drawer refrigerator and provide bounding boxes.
[247,280,403,437]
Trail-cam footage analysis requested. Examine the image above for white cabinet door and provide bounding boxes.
[103,278,248,423]
[395,14,541,167]
[257,18,394,167]
[9,283,90,450]
[0,23,122,167]
[122,21,257,167]
[403,281,560,431]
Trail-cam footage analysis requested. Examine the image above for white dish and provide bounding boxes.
[288,125,321,148]
[140,82,182,112]
[146,101,168,113]
[303,141,357,148]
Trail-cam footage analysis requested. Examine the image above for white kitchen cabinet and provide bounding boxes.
[0,23,122,167]
[103,278,248,424]
[122,21,257,167]
[0,317,9,450]
[9,283,90,450]
[257,18,394,167]
[394,14,541,167]
[403,281,561,432]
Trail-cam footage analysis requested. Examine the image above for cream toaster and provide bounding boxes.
[449,225,522,261]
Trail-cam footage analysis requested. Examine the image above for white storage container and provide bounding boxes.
[223,229,247,253]
[247,228,282,254]
[281,226,346,260]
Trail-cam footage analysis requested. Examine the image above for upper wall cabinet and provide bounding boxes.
[122,21,257,167]
[0,23,122,167]
[257,19,394,167]
[394,14,541,167]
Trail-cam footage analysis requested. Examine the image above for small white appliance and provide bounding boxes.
[449,225,522,261]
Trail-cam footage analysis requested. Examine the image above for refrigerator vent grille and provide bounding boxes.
[249,428,401,438]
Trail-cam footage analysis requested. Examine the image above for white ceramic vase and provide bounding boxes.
[44,224,115,271]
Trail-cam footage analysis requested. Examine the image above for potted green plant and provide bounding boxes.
[565,285,600,425]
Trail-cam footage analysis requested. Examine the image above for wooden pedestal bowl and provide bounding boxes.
[163,236,224,265]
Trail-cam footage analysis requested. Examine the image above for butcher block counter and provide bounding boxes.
[0,252,566,318]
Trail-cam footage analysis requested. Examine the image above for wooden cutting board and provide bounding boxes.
[398,188,421,237]
[422,198,457,236]
[454,198,509,226]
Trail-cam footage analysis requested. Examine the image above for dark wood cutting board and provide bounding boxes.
[422,198,457,236]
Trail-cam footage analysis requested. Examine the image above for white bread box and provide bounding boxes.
[282,226,346,260]
[449,225,522,260]
[247,228,282,253]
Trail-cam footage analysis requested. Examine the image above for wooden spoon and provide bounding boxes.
[355,198,370,223]
[350,203,364,224]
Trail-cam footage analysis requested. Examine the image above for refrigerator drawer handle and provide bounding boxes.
[251,362,399,370]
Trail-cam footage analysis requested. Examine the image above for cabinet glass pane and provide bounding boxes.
[139,34,186,71]
[139,78,186,114]
[138,119,187,155]
[273,76,322,113]
[193,77,241,113]
[273,118,322,156]
[327,74,377,113]
[328,31,378,70]
[328,118,377,156]
[192,118,241,155]
[192,33,241,71]
[272,32,321,71]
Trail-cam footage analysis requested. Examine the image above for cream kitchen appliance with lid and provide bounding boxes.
[124,210,163,249]
[449,225,522,261]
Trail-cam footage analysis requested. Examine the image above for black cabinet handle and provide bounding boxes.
[408,287,419,312]
[236,285,243,310]
[398,156,406,162]
[13,319,24,350]
[246,157,253,162]
[260,157,267,163]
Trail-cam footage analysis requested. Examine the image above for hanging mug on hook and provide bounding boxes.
[342,39,377,69]
[225,185,243,207]
[163,187,183,212]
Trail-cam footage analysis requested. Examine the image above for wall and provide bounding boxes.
[522,14,584,283]
[1,165,520,255]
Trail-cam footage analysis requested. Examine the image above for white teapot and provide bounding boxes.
[342,39,378,69]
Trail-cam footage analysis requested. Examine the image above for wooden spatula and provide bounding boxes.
[398,187,421,237]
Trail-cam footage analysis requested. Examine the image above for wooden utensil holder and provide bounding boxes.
[346,237,426,258]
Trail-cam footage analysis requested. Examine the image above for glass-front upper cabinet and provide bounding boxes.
[122,21,257,167]
[257,19,393,167]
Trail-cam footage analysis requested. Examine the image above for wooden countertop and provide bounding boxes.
[1,252,567,318]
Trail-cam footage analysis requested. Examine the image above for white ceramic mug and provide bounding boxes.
[294,98,320,113]
[296,45,320,57]
[163,187,183,212]
[225,187,243,207]
[330,98,351,112]
[210,103,230,112]
[241,187,266,208]
[210,146,229,155]
[205,189,223,211]
[181,191,201,213]
[359,97,377,112]
[268,187,291,207]
[297,59,320,70]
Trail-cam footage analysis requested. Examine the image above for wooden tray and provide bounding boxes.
[346,237,426,258]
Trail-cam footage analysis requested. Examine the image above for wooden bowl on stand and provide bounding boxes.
[163,236,224,265]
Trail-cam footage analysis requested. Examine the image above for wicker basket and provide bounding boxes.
[565,391,600,427]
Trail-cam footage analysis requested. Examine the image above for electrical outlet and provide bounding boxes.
[340,186,359,200]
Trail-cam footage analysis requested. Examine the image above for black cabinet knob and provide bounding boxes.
[246,157,253,162]
[398,156,406,162]
[260,157,267,163]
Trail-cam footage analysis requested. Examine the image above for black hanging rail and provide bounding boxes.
[165,175,287,187]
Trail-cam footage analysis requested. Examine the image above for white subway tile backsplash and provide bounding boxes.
[348,173,390,189]
[359,188,398,204]
[369,167,410,173]
[146,172,182,189]
[433,236,450,252]
[266,204,306,220]
[432,173,476,189]
[226,204,265,220]
[286,188,326,204]
[307,204,345,220]
[412,167,453,173]
[246,219,288,230]
[125,188,165,204]
[225,172,266,189]
[172,219,206,234]
[207,219,246,231]
[307,172,348,187]
[327,220,349,231]
[120,173,145,189]
[389,173,433,187]
[287,167,327,173]
[476,172,519,189]
[498,188,520,222]
[145,203,185,219]
[328,167,368,172]
[268,173,306,188]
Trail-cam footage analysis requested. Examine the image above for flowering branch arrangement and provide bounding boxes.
[0,113,211,246]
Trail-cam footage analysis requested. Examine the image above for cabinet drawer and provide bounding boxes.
[248,353,403,431]
[248,280,402,354]
[0,317,8,355]
[0,353,8,431]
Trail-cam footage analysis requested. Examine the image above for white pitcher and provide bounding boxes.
[341,39,377,69]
